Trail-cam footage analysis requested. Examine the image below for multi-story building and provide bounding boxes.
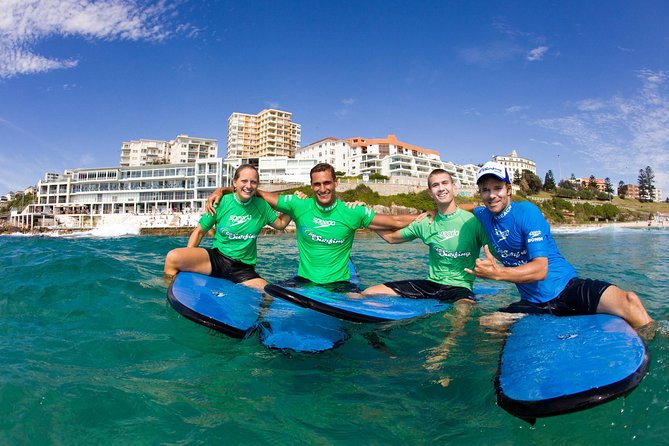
[120,135,218,167]
[34,158,224,217]
[296,134,477,189]
[295,137,351,174]
[618,183,663,201]
[227,109,301,159]
[621,183,640,200]
[223,157,317,185]
[577,177,608,193]
[491,150,536,181]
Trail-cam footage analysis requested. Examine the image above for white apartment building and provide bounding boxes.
[227,109,301,159]
[297,134,479,189]
[34,158,224,217]
[295,137,352,174]
[120,135,218,167]
[492,150,536,181]
[223,157,317,186]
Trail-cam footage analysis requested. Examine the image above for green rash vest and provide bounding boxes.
[399,207,489,291]
[276,195,375,284]
[198,193,277,265]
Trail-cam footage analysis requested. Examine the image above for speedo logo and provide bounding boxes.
[528,230,543,243]
[313,217,336,228]
[438,230,459,241]
[229,215,252,226]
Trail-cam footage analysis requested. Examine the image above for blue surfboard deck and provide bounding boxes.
[265,283,452,323]
[258,299,350,352]
[167,272,263,338]
[496,314,649,421]
[258,260,359,352]
[264,280,503,324]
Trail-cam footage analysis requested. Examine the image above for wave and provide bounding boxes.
[552,225,608,234]
[1,222,141,238]
[69,222,142,238]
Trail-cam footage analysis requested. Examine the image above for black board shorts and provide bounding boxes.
[385,280,475,302]
[206,248,261,283]
[278,276,361,293]
[499,277,611,316]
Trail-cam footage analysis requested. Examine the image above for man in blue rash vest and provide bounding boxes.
[206,163,426,287]
[464,161,653,329]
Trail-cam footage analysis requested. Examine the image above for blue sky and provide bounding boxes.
[1,0,669,195]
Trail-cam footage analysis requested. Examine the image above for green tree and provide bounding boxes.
[645,166,656,201]
[604,177,613,200]
[520,170,543,194]
[513,170,522,185]
[543,170,556,191]
[587,175,598,190]
[618,181,628,199]
[638,167,655,201]
[558,179,575,190]
[638,168,647,201]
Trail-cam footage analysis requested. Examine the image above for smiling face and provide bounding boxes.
[478,176,512,215]
[310,170,337,207]
[232,166,259,202]
[428,171,457,213]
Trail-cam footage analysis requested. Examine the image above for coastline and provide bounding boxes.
[2,219,666,237]
[552,220,667,231]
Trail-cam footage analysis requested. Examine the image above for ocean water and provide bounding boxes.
[1,227,668,445]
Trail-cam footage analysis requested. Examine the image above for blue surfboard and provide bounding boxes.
[167,272,264,338]
[258,299,350,352]
[496,314,649,421]
[258,260,359,352]
[264,283,452,323]
[264,281,503,323]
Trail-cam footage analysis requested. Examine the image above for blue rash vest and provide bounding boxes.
[473,201,577,304]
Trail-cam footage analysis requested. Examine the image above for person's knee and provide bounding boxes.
[620,290,643,310]
[620,290,652,326]
[164,249,181,272]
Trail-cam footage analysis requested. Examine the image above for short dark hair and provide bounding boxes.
[427,169,453,186]
[310,163,336,181]
[233,164,258,181]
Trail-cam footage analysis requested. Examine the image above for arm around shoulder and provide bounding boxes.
[374,228,407,244]
[368,212,420,231]
[255,189,281,209]
[270,213,292,230]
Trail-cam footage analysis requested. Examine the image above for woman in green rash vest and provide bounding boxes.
[163,164,292,291]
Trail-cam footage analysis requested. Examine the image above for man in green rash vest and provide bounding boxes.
[361,169,489,384]
[206,163,425,286]
[362,169,488,301]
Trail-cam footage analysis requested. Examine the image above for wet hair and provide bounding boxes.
[233,164,259,181]
[427,169,453,186]
[310,163,336,181]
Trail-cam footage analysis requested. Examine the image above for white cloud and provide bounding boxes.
[341,98,355,105]
[334,108,349,119]
[575,99,606,111]
[527,46,548,61]
[506,105,530,114]
[461,20,549,67]
[535,70,669,191]
[0,0,183,78]
[459,42,523,66]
